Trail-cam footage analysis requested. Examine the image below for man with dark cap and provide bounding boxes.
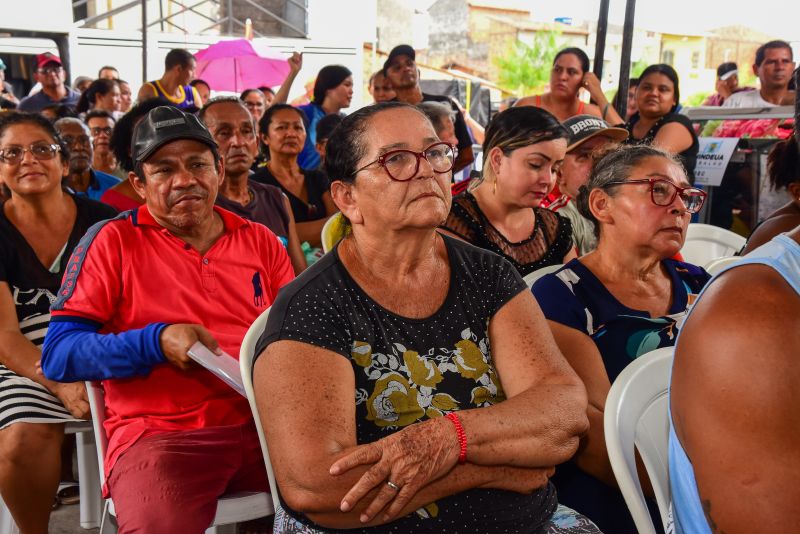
[549,115,628,255]
[18,53,80,113]
[383,44,474,172]
[41,106,294,532]
[703,62,754,106]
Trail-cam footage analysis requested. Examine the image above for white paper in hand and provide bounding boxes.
[187,342,246,397]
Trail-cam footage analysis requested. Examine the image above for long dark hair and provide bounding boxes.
[554,47,590,73]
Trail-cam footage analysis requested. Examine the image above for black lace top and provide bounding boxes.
[441,192,574,276]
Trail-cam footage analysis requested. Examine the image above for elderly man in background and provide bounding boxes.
[18,53,80,113]
[42,106,294,532]
[54,117,120,201]
[84,110,123,178]
[200,97,308,275]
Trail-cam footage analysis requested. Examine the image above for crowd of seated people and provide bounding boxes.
[0,38,796,534]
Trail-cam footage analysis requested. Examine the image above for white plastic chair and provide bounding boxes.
[703,255,740,275]
[604,346,674,534]
[680,224,746,266]
[0,419,102,534]
[239,307,281,512]
[84,381,273,534]
[523,263,563,288]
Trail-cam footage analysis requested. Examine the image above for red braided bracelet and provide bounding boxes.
[445,412,467,464]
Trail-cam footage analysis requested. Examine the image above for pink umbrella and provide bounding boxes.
[194,39,290,92]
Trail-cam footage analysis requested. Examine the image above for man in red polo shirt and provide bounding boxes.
[41,106,293,532]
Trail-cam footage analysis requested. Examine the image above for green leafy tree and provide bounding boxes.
[494,31,560,96]
[630,58,649,79]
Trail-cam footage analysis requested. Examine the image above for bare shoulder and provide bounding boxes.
[742,214,800,254]
[514,95,538,107]
[673,263,800,424]
[582,102,602,117]
[672,263,800,532]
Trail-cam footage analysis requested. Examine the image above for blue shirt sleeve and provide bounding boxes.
[531,271,589,333]
[41,319,169,382]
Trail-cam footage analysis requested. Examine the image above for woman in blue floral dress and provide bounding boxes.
[532,144,710,533]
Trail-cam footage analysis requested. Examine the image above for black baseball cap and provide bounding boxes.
[562,115,628,152]
[383,44,416,75]
[132,106,218,175]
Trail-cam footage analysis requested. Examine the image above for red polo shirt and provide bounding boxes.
[51,204,294,477]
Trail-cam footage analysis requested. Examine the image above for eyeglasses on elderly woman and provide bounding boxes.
[603,177,707,214]
[351,141,456,182]
[0,143,61,165]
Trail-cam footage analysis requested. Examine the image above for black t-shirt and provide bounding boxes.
[250,167,329,223]
[442,192,574,277]
[625,112,699,184]
[0,194,117,345]
[256,234,558,533]
[215,180,290,243]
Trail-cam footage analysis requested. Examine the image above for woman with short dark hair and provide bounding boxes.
[532,144,710,533]
[254,101,595,533]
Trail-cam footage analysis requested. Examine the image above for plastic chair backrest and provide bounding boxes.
[85,381,109,488]
[604,346,674,534]
[681,224,745,266]
[320,212,349,254]
[523,263,563,288]
[703,255,740,275]
[239,307,280,511]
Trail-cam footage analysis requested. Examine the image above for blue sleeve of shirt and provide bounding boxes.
[41,319,169,382]
[531,272,588,333]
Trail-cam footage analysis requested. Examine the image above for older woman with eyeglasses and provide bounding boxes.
[531,144,710,534]
[0,112,116,532]
[253,102,598,533]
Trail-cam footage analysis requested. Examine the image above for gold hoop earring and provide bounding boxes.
[493,176,497,195]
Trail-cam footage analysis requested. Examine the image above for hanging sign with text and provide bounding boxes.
[694,137,739,187]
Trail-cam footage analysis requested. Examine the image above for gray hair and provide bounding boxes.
[576,144,686,238]
[417,101,456,134]
[53,117,90,136]
[198,96,253,125]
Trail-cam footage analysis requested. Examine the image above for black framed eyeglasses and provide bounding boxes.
[603,178,707,214]
[351,142,456,182]
[0,143,61,165]
[90,127,114,137]
[61,135,91,147]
